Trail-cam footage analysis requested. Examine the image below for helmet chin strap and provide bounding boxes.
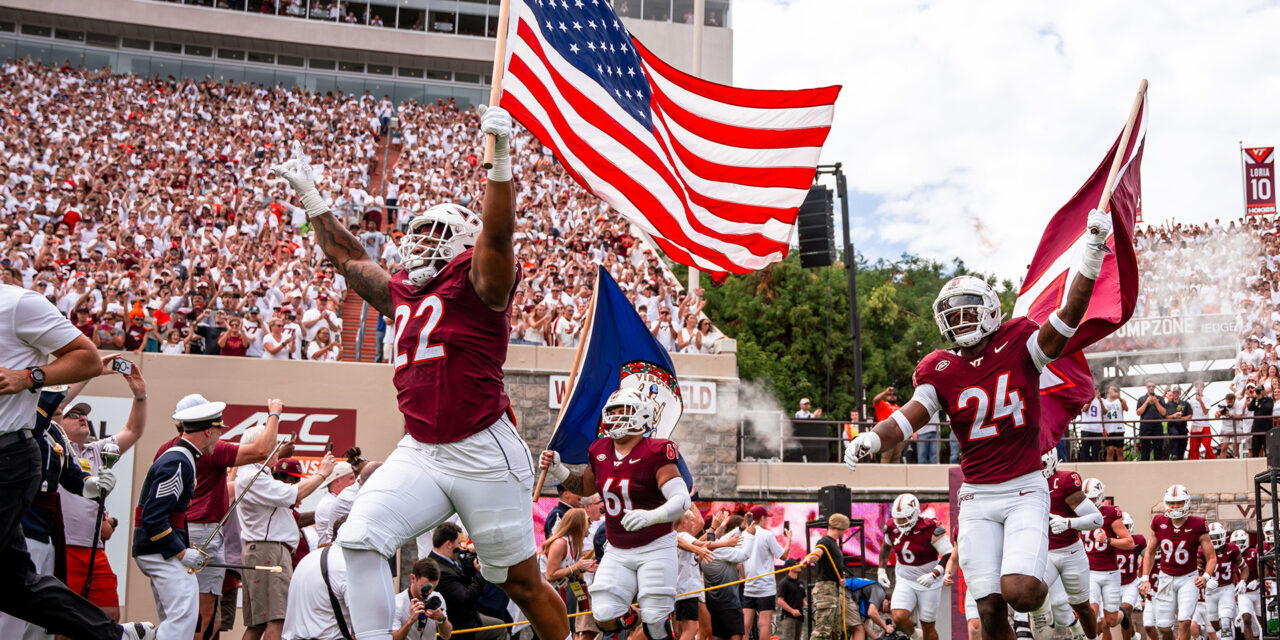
[407,261,443,286]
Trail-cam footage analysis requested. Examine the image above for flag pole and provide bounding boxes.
[482,0,512,170]
[1096,79,1148,211]
[530,269,602,499]
[1239,141,1247,218]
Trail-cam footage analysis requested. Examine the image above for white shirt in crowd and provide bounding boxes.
[314,491,340,546]
[1079,398,1105,434]
[282,547,349,640]
[0,286,83,433]
[1188,394,1212,430]
[1102,398,1125,435]
[262,333,293,360]
[235,463,301,547]
[742,529,786,599]
[675,531,704,598]
[393,589,448,640]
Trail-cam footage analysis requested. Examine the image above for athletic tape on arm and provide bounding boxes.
[1068,497,1103,531]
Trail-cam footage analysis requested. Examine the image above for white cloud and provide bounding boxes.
[732,0,1280,279]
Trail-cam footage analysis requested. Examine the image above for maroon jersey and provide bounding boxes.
[1205,543,1242,585]
[389,249,516,444]
[886,517,943,567]
[1150,514,1208,577]
[1048,470,1084,550]
[588,437,680,549]
[1118,534,1147,584]
[1082,505,1124,570]
[1243,547,1259,585]
[913,317,1043,484]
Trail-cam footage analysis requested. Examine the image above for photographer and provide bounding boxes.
[394,557,453,640]
[1135,381,1167,461]
[1217,392,1246,458]
[429,522,505,640]
[1248,383,1277,457]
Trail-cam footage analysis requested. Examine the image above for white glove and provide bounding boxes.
[478,104,512,182]
[179,547,209,571]
[845,432,881,471]
[1207,577,1219,590]
[917,570,938,588]
[620,508,656,532]
[272,142,330,218]
[877,568,891,588]
[1048,514,1070,535]
[542,450,570,483]
[1079,208,1114,279]
[1237,580,1247,595]
[83,468,116,500]
[1247,579,1259,592]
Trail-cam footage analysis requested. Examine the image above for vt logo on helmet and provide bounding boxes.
[399,203,482,286]
[933,275,1003,348]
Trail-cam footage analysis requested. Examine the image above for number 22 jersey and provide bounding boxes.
[914,316,1045,484]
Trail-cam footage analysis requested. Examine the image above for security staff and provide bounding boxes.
[0,283,153,640]
[133,398,227,640]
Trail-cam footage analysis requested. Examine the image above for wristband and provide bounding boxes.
[1048,312,1078,338]
[268,413,281,420]
[299,190,331,219]
[134,395,147,402]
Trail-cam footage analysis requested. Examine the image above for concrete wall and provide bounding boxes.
[76,347,735,621]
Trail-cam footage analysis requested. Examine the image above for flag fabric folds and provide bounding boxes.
[548,266,685,465]
[498,0,841,281]
[1012,94,1146,452]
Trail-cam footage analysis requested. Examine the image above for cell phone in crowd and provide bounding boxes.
[111,359,133,376]
[326,441,334,454]
[784,520,791,533]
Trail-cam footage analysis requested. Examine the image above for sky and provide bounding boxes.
[731,0,1280,280]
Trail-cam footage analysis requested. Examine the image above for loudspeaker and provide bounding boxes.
[1268,429,1280,468]
[797,185,835,268]
[818,484,852,520]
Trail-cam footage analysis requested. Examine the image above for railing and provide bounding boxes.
[739,416,1273,464]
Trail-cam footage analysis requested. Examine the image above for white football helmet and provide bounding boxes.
[1083,478,1106,508]
[600,387,657,440]
[1209,522,1228,549]
[1122,511,1134,534]
[892,493,921,531]
[1267,520,1277,547]
[1163,484,1191,520]
[1040,450,1059,480]
[1230,529,1249,549]
[399,203,483,286]
[933,275,1003,348]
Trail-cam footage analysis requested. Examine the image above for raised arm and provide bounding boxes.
[468,106,517,311]
[1037,209,1114,361]
[272,144,392,318]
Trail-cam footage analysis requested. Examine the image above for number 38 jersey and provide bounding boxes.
[885,517,944,581]
[914,316,1045,485]
[589,436,680,550]
[1149,514,1208,577]
[389,248,517,445]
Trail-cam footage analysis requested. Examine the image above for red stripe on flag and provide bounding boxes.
[509,23,791,256]
[634,39,841,110]
[647,81,834,150]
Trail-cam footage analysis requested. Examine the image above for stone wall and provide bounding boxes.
[1145,491,1260,534]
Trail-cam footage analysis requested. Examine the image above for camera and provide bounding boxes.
[419,585,444,611]
[455,548,477,569]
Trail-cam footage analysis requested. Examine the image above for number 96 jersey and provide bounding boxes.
[913,316,1045,484]
[1149,514,1208,577]
[589,437,680,550]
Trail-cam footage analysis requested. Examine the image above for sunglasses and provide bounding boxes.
[65,412,85,420]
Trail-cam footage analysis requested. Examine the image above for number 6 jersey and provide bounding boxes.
[913,316,1046,484]
[588,436,680,549]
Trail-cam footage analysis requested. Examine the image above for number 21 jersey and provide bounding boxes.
[914,316,1044,484]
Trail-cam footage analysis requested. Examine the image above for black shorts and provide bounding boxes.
[675,598,700,621]
[709,605,746,638]
[743,595,776,611]
[1105,437,1124,448]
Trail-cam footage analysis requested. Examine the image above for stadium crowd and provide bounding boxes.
[0,59,720,360]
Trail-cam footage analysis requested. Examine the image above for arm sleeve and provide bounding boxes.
[644,477,691,524]
[1068,497,1103,531]
[932,534,954,556]
[909,383,941,416]
[14,290,83,354]
[1026,331,1052,372]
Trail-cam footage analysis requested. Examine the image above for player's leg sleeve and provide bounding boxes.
[1001,482,1050,582]
[344,547,396,640]
[336,438,456,557]
[917,582,943,623]
[635,544,678,623]
[447,425,537,584]
[958,495,1003,600]
[591,551,639,622]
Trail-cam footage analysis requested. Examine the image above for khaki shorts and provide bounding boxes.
[241,541,293,626]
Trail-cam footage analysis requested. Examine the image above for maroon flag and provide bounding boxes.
[1012,91,1146,452]
[1244,147,1276,216]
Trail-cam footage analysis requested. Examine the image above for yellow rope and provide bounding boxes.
[448,563,797,635]
[822,545,850,640]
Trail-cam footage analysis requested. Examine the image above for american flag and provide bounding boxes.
[498,0,841,279]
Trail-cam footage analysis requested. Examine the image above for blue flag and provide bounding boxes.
[548,266,685,466]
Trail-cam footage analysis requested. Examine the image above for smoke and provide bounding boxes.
[729,379,801,460]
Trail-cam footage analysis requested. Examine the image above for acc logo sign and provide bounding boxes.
[220,404,357,455]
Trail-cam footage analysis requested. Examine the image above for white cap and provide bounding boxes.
[320,462,354,489]
[173,393,226,423]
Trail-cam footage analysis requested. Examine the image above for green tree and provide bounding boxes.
[698,253,1016,418]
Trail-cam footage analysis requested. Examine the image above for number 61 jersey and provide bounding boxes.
[588,436,680,549]
[913,316,1045,484]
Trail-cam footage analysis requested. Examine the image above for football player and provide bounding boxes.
[1140,485,1216,640]
[1041,454,1104,640]
[541,387,691,640]
[1080,479,1135,636]
[273,106,572,640]
[878,493,953,640]
[846,210,1115,640]
[1232,529,1259,640]
[1202,522,1243,640]
[1117,512,1149,640]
